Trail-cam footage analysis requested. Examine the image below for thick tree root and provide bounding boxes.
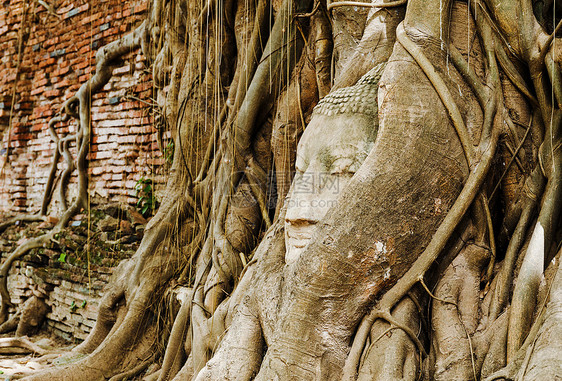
[0,337,47,355]
[157,289,192,381]
[0,215,46,234]
[8,0,562,380]
[356,296,422,381]
[508,109,562,359]
[427,245,489,381]
[0,229,59,323]
[520,254,562,379]
[0,310,20,333]
[342,20,499,380]
[108,354,155,381]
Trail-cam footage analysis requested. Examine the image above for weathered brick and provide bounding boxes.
[44,89,60,98]
[0,0,160,234]
[52,66,71,77]
[49,48,66,58]
[133,2,148,14]
[57,4,74,15]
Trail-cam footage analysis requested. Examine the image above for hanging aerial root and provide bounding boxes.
[194,105,227,184]
[0,0,31,178]
[226,0,269,117]
[189,1,314,368]
[42,114,70,214]
[0,114,72,232]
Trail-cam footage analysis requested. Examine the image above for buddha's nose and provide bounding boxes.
[285,185,325,225]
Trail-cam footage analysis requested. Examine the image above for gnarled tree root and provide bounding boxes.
[0,337,47,356]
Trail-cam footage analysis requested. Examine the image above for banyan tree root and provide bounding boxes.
[516,255,562,379]
[331,1,405,89]
[0,337,47,355]
[14,296,49,337]
[177,1,502,379]
[342,13,497,381]
[270,6,326,215]
[196,2,482,379]
[0,113,73,234]
[0,215,46,235]
[21,12,221,369]
[13,0,562,380]
[429,244,488,381]
[355,295,422,381]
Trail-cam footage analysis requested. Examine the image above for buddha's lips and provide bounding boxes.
[286,229,313,248]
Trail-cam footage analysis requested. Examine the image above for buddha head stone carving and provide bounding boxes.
[284,64,385,263]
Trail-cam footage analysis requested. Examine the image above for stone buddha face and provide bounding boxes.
[284,64,384,264]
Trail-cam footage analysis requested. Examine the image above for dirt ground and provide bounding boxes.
[0,332,73,379]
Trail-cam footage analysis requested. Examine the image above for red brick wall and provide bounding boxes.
[0,0,166,214]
